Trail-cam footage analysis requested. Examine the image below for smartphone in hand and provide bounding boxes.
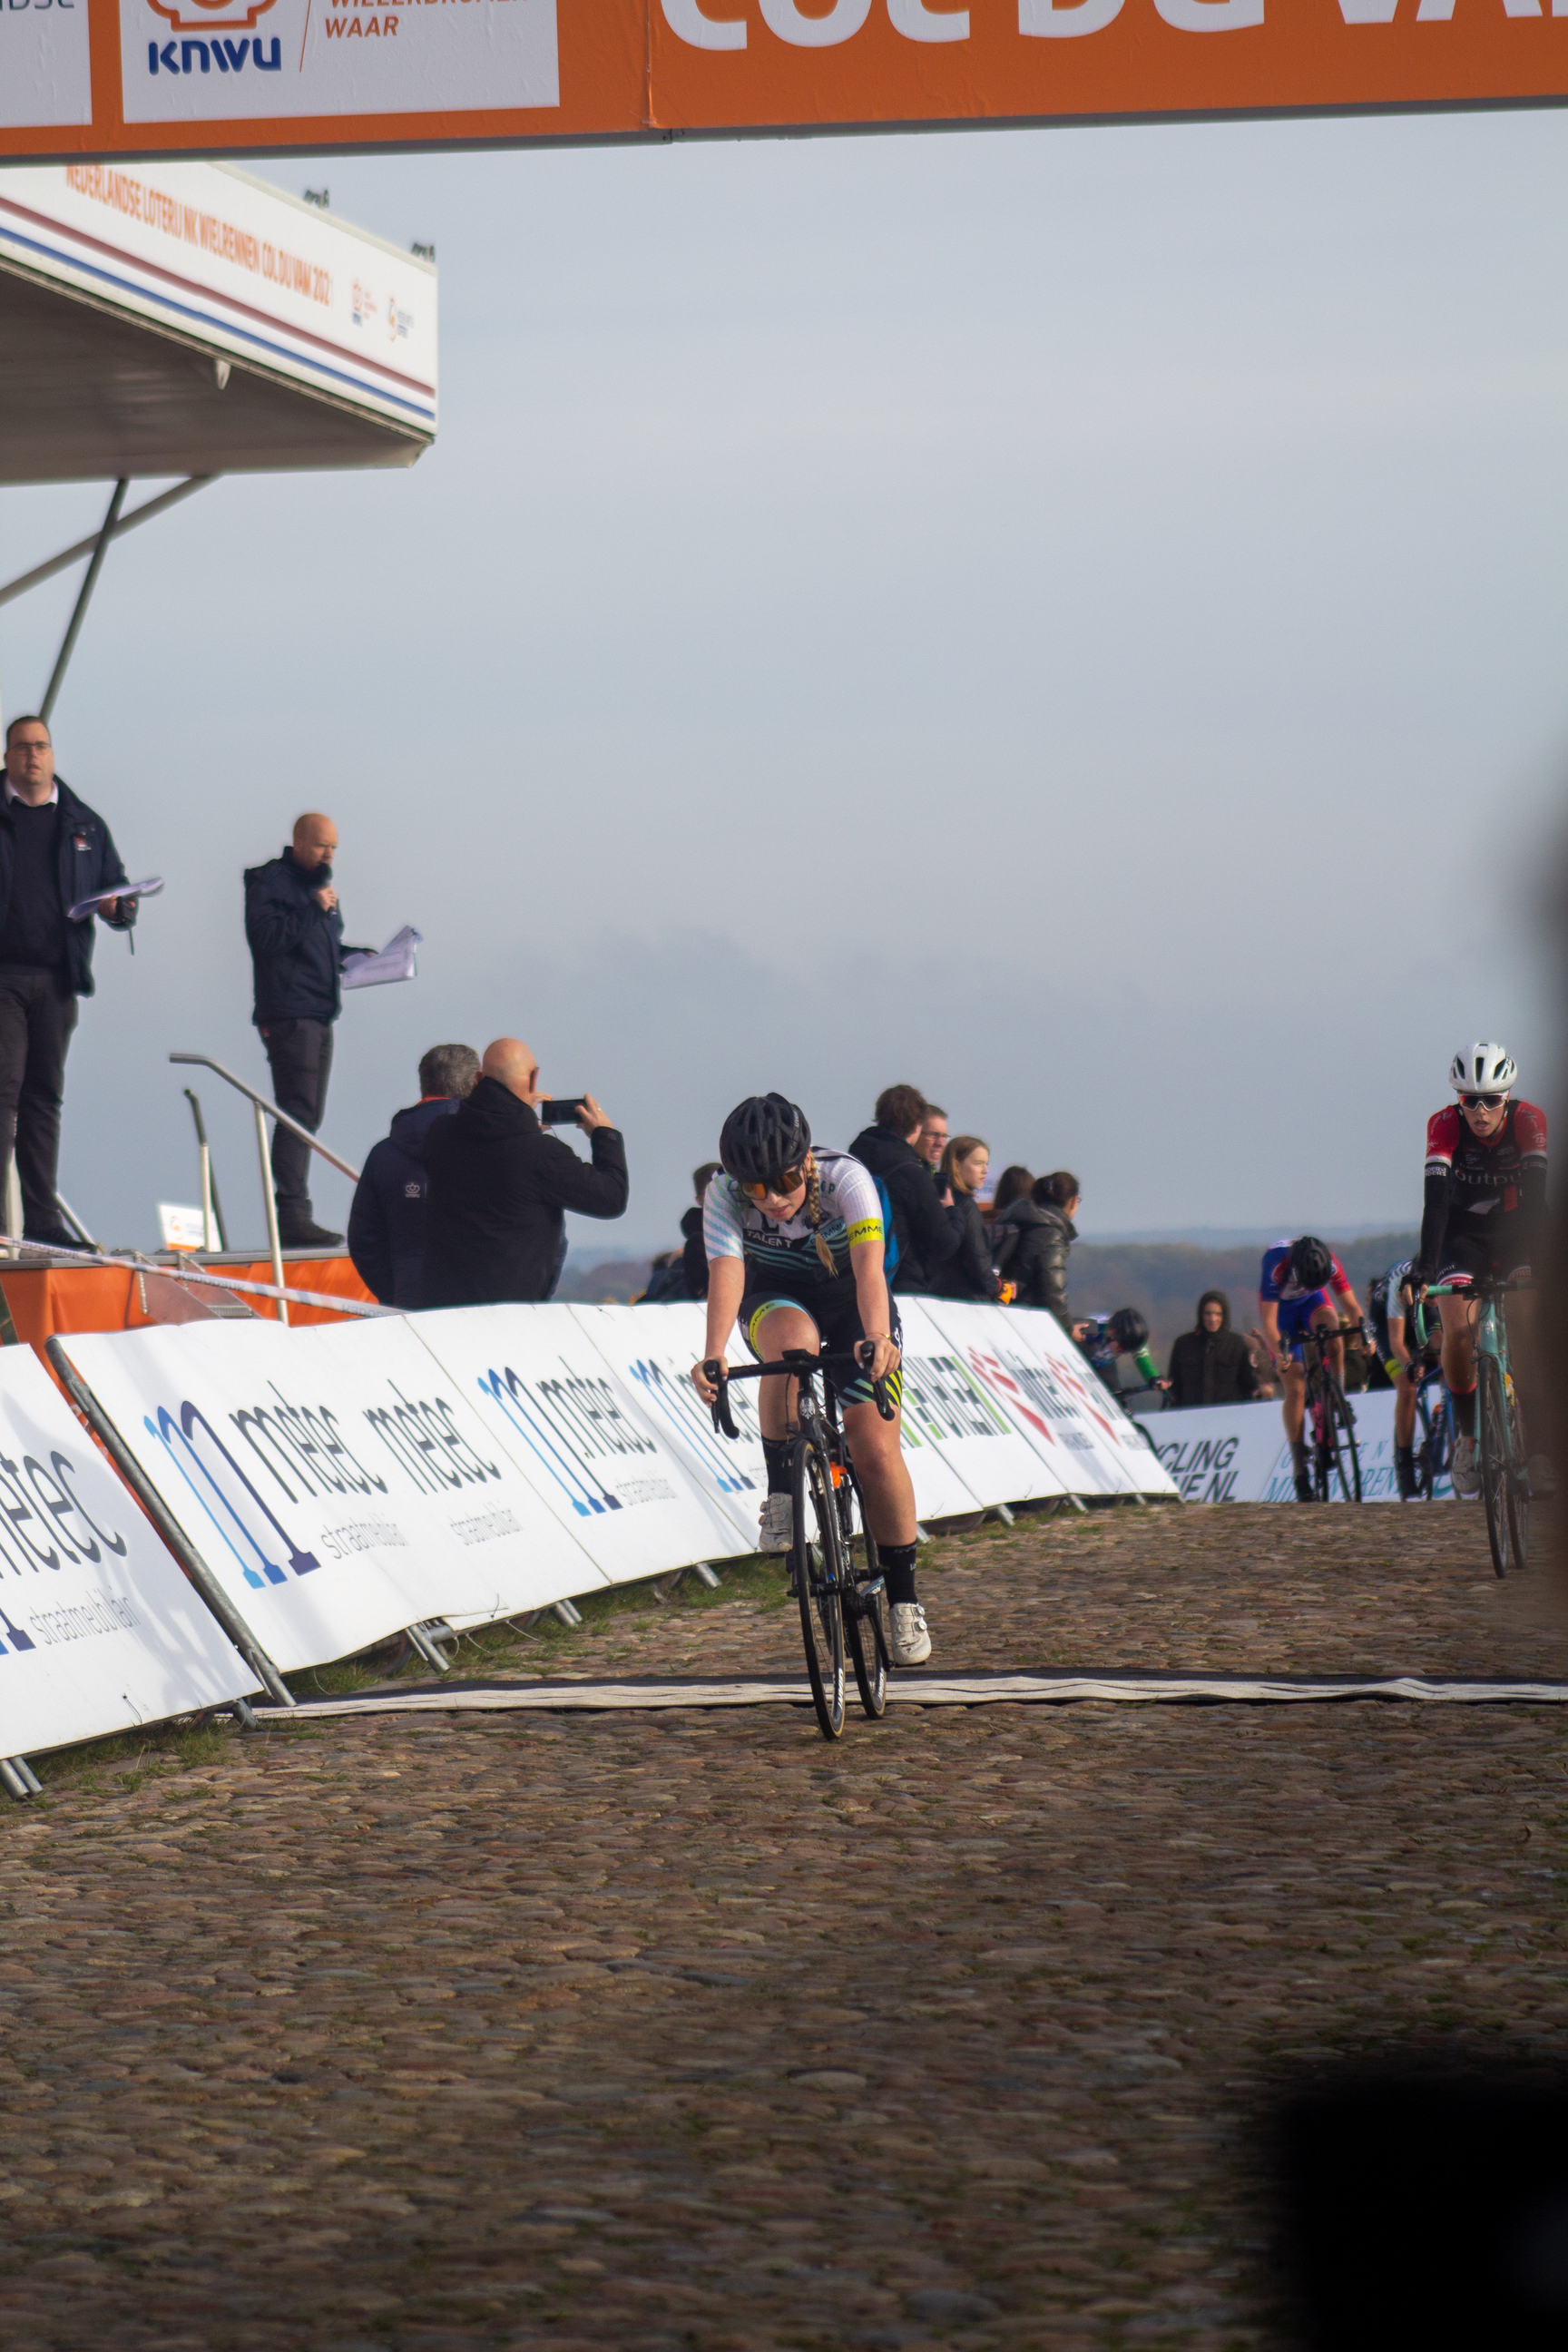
[540,1097,588,1126]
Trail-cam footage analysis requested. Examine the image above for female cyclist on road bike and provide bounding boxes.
[690,1093,931,1667]
[1404,1041,1551,1501]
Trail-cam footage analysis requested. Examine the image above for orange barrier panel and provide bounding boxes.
[0,0,1563,166]
[0,1255,375,1377]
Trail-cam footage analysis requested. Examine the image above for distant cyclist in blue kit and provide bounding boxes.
[1258,1234,1368,1504]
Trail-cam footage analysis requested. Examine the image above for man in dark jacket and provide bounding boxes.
[420,1036,628,1308]
[348,1043,479,1308]
[993,1170,1079,1335]
[244,812,367,1250]
[1165,1289,1262,1410]
[0,716,134,1248]
[848,1083,964,1295]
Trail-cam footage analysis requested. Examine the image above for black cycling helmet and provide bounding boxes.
[1289,1234,1334,1291]
[1108,1308,1149,1353]
[719,1094,812,1189]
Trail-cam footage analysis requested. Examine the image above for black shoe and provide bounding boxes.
[22,1222,79,1252]
[278,1219,343,1250]
[1396,1447,1418,1502]
[1294,1475,1314,1504]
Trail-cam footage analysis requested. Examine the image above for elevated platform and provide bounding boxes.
[0,1250,373,1371]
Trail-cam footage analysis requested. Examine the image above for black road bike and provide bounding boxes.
[706,1347,894,1741]
[1298,1323,1362,1503]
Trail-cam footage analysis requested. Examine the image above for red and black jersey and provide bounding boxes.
[1418,1098,1548,1273]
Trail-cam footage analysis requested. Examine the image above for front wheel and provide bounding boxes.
[841,1472,888,1720]
[1313,1380,1361,1504]
[793,1435,846,1740]
[1478,1356,1511,1579]
[1504,1369,1530,1574]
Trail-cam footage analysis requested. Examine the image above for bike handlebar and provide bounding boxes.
[702,1346,897,1436]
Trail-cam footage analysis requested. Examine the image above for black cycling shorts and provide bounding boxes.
[1436,1226,1534,1289]
[738,1270,903,1410]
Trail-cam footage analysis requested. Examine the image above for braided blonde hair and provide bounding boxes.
[802,1153,837,1275]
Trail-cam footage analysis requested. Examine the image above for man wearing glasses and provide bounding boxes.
[1406,1042,1550,1500]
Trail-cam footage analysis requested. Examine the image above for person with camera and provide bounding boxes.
[419,1036,627,1308]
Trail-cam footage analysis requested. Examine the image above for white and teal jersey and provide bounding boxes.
[703,1151,884,1289]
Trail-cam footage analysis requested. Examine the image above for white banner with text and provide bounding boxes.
[0,1347,250,1758]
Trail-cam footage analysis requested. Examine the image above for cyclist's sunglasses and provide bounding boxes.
[1460,1092,1506,1110]
[741,1165,805,1200]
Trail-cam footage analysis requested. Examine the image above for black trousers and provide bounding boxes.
[0,971,78,1235]
[259,1017,334,1226]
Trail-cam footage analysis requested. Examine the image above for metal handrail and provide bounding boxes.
[169,1054,361,1181]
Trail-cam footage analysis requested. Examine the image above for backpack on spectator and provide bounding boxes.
[873,1174,900,1284]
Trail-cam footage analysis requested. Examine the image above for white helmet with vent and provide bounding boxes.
[1449,1041,1517,1094]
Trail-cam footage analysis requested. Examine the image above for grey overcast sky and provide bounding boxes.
[1,107,1564,1258]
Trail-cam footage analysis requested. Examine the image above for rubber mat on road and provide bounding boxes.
[257,1671,1568,1720]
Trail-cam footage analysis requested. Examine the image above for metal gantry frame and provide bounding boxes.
[0,475,218,720]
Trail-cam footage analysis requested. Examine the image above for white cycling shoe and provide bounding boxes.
[759,1494,794,1553]
[889,1602,932,1667]
[1450,1435,1481,1500]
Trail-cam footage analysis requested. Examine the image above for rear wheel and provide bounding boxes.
[841,1471,887,1720]
[792,1435,845,1740]
[1478,1356,1511,1579]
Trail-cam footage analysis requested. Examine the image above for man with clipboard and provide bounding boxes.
[0,715,136,1250]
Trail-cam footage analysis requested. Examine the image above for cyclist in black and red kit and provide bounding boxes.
[1405,1040,1552,1501]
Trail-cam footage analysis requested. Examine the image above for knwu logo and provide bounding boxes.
[144,0,281,75]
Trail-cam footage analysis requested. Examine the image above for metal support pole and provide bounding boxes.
[554,1597,584,1627]
[993,1503,1016,1527]
[41,479,128,723]
[254,1102,288,1325]
[0,1759,32,1801]
[183,1088,229,1251]
[45,1337,295,1709]
[0,476,215,612]
[2,1158,19,1254]
[54,1192,95,1249]
[1066,1493,1089,1514]
[405,1622,451,1674]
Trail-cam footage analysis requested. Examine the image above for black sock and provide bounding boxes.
[762,1438,792,1497]
[1290,1438,1309,1470]
[879,1541,918,1605]
[1396,1445,1415,1466]
[1453,1387,1476,1438]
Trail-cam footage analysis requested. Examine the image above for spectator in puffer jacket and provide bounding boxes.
[1165,1289,1262,1410]
[348,1043,479,1308]
[928,1135,1000,1300]
[848,1083,965,1295]
[990,1165,1034,1222]
[993,1170,1079,1334]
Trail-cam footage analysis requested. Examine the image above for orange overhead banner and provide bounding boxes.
[0,0,1562,163]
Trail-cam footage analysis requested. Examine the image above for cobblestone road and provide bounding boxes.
[4,1504,1566,2351]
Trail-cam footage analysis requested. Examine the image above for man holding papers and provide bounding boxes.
[0,716,134,1250]
[244,811,370,1250]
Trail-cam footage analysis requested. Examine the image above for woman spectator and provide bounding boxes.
[928,1135,1001,1300]
[994,1170,1080,1334]
[990,1164,1034,1221]
[1165,1289,1262,1409]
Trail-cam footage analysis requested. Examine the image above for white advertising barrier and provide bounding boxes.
[1133,1389,1433,1504]
[917,1300,1174,1500]
[564,1302,769,1554]
[411,1305,743,1583]
[0,1347,250,1757]
[65,1318,593,1675]
[892,1298,1057,1514]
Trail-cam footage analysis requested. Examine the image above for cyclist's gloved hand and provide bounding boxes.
[691,1354,728,1405]
[858,1334,900,1387]
[1403,1261,1432,1304]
